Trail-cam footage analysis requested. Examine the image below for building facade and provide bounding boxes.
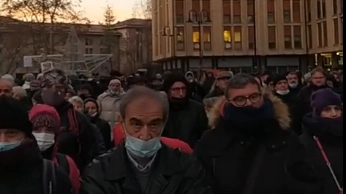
[152,0,343,73]
[0,16,122,76]
[113,18,153,75]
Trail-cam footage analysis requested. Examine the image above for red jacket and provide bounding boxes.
[113,122,193,155]
[52,154,80,194]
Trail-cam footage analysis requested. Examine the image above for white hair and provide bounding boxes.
[68,96,84,105]
[12,86,27,98]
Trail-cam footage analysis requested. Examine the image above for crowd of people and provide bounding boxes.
[0,66,343,194]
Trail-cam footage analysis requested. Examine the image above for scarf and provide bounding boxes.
[222,98,275,137]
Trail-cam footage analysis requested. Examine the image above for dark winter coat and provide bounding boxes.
[80,143,212,194]
[54,101,106,170]
[88,114,112,150]
[0,141,73,194]
[163,99,208,148]
[300,114,343,194]
[194,93,322,194]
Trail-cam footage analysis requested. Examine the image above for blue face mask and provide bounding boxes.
[0,140,22,152]
[124,133,162,158]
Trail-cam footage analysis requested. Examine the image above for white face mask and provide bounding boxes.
[276,90,290,95]
[288,82,298,88]
[33,132,55,151]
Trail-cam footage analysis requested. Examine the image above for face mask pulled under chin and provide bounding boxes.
[41,89,65,106]
[288,82,298,88]
[276,90,290,95]
[33,132,55,151]
[123,124,162,158]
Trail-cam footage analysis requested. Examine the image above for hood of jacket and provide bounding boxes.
[208,89,291,130]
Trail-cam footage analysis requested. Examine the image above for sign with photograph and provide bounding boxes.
[40,61,54,73]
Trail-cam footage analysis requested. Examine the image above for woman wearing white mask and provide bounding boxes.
[29,104,80,194]
[272,74,304,134]
[84,98,112,150]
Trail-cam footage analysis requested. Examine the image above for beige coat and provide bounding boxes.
[97,92,125,129]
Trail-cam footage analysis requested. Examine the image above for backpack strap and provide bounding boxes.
[42,159,57,194]
[56,153,70,175]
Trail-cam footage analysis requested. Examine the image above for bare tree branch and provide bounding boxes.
[132,0,152,19]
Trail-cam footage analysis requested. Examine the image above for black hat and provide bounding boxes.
[272,74,287,87]
[163,73,188,92]
[0,96,32,136]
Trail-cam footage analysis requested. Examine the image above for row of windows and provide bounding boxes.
[171,26,303,51]
[175,0,344,24]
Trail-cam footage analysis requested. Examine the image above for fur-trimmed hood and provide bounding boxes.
[208,91,291,130]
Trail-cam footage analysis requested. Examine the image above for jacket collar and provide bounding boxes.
[104,143,181,193]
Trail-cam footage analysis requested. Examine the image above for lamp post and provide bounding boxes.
[187,9,211,76]
[252,0,258,72]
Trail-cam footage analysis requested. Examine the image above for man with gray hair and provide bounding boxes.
[81,86,212,194]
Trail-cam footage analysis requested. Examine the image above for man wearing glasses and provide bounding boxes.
[194,73,320,194]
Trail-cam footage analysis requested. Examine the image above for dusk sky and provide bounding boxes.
[81,0,139,23]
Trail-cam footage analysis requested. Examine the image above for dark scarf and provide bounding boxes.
[0,140,42,170]
[310,84,328,91]
[222,98,275,137]
[303,114,343,145]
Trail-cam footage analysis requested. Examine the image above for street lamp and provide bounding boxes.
[162,26,175,70]
[187,9,211,75]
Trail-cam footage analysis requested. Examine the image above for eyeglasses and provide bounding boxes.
[228,93,262,106]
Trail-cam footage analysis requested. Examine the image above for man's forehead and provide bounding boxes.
[0,79,13,88]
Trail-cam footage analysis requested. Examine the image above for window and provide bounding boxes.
[268,12,275,23]
[283,11,291,23]
[176,27,184,50]
[333,19,339,44]
[203,26,211,50]
[317,0,321,19]
[234,26,242,50]
[223,27,232,49]
[341,0,343,13]
[248,26,254,49]
[85,48,93,54]
[284,26,292,49]
[293,26,302,49]
[267,0,275,23]
[233,0,241,23]
[202,0,210,21]
[306,0,311,22]
[234,15,241,23]
[247,0,254,23]
[192,0,200,22]
[318,23,323,47]
[283,0,291,23]
[307,25,312,48]
[341,17,343,44]
[175,0,184,24]
[85,38,92,46]
[223,0,231,23]
[333,0,338,15]
[268,26,276,49]
[292,0,301,22]
[323,21,328,46]
[322,0,326,18]
[192,27,200,50]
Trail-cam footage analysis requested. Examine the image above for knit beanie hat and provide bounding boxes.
[0,96,32,135]
[29,104,61,133]
[272,74,287,87]
[311,88,342,116]
[41,69,68,88]
[163,73,188,92]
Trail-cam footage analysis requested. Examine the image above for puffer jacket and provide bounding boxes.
[97,91,125,129]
